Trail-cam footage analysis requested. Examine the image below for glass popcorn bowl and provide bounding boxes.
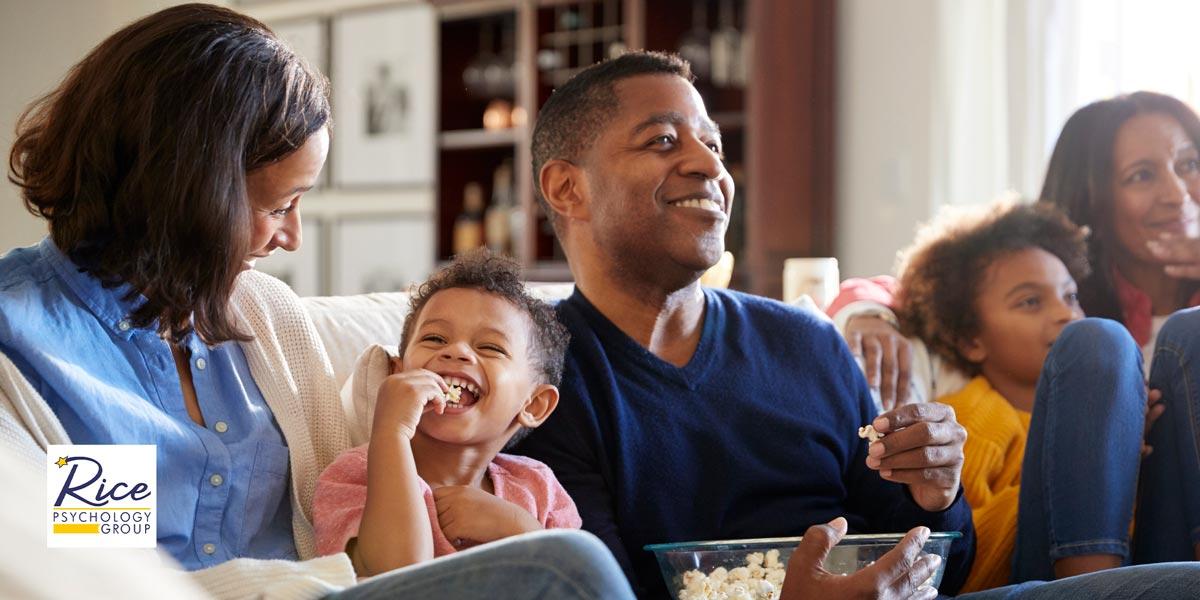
[646,532,961,600]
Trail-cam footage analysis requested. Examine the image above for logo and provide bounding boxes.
[46,445,156,548]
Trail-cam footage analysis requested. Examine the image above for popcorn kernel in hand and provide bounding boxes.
[858,424,884,443]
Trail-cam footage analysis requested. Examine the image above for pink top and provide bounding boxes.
[313,444,582,557]
[825,275,899,317]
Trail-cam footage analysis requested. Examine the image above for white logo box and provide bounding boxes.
[46,444,156,548]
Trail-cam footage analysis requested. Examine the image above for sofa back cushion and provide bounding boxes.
[301,283,575,388]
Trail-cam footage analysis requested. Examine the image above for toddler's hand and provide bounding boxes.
[372,369,450,440]
[433,485,542,546]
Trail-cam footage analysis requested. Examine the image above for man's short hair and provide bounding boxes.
[531,51,693,235]
[399,249,570,388]
[896,200,1090,375]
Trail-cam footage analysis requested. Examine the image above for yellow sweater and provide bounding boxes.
[938,376,1031,593]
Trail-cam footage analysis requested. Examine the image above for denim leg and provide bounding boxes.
[1010,318,1145,583]
[325,529,635,600]
[955,562,1200,600]
[1133,307,1200,563]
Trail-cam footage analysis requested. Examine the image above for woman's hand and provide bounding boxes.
[433,485,542,545]
[1147,234,1200,279]
[845,315,913,410]
[779,518,939,600]
[1143,386,1165,458]
[865,403,966,513]
[372,369,450,440]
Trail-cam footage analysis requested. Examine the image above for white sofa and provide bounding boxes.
[301,284,576,388]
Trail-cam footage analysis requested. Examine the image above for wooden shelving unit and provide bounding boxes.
[432,0,761,284]
[252,0,836,296]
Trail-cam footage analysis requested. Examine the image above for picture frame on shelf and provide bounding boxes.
[254,218,325,297]
[271,16,331,190]
[332,4,437,188]
[331,214,435,295]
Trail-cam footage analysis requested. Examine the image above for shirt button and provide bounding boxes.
[214,421,228,433]
[196,357,207,370]
[118,319,131,331]
[202,543,216,555]
[209,473,223,487]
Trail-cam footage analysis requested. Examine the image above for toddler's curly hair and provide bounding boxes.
[400,249,570,387]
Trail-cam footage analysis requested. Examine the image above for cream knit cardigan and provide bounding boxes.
[0,270,359,599]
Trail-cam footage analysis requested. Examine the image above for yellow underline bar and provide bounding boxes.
[50,507,152,511]
[53,523,100,534]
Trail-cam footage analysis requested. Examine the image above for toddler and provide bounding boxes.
[314,250,577,576]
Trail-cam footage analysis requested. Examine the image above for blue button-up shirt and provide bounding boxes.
[0,239,296,569]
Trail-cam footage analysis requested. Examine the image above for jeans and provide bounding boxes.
[326,529,635,600]
[1010,318,1146,583]
[957,562,1200,599]
[1134,306,1200,562]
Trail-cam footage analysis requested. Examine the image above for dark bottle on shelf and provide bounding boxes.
[453,182,486,255]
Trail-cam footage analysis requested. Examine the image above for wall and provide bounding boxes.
[835,0,941,279]
[0,1,193,252]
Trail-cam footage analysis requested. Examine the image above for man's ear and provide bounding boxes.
[540,159,590,223]
[958,336,987,365]
[518,384,560,428]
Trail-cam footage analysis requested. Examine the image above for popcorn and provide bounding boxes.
[446,386,462,404]
[676,552,787,600]
[858,424,884,443]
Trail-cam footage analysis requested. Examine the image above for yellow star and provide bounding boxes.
[55,456,68,468]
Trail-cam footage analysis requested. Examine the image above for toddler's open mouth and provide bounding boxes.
[443,375,482,409]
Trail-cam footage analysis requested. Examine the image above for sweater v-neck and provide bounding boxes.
[564,287,720,390]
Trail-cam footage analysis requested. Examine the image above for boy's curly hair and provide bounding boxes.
[896,200,1090,375]
[400,249,570,387]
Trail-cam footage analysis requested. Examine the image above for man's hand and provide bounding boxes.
[865,403,966,512]
[846,315,913,410]
[372,369,450,440]
[780,518,940,600]
[433,485,542,546]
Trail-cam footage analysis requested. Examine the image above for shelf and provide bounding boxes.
[540,25,622,45]
[439,128,522,150]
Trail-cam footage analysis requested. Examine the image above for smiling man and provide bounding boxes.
[515,51,975,599]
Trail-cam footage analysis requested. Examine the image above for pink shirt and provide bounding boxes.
[313,444,582,557]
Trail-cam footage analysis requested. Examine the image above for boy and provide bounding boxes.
[313,250,579,576]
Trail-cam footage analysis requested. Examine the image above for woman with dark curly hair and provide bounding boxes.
[0,4,630,599]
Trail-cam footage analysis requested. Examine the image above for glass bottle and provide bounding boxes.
[453,182,485,255]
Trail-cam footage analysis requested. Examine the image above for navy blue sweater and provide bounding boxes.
[516,288,974,598]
